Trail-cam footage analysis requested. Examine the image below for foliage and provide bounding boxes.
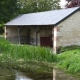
[0,38,55,77]
[0,38,80,76]
[0,24,4,34]
[17,0,60,14]
[0,38,56,63]
[0,0,19,23]
[0,0,19,34]
[66,0,80,8]
[57,49,80,75]
[57,45,80,53]
[0,0,60,22]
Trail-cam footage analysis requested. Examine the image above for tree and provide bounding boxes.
[0,0,60,34]
[0,0,60,23]
[0,0,19,23]
[0,0,19,34]
[18,0,60,14]
[66,0,80,8]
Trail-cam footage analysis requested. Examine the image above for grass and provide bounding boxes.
[57,49,80,76]
[0,37,80,77]
[0,38,57,62]
[0,37,56,74]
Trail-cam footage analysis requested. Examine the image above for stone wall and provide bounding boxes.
[5,26,30,44]
[30,26,52,46]
[40,27,52,37]
[5,26,52,45]
[30,27,40,45]
[57,11,80,47]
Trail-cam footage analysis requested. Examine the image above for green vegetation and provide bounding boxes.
[19,0,60,14]
[0,38,56,62]
[0,38,55,74]
[0,38,56,76]
[57,49,80,76]
[0,38,80,77]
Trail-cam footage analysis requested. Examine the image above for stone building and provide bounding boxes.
[5,7,80,53]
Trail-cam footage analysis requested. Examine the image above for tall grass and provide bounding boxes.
[1,38,80,75]
[0,38,56,63]
[57,49,80,74]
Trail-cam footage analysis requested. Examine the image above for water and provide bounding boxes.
[53,69,80,80]
[0,67,32,80]
[15,72,32,80]
[0,67,80,80]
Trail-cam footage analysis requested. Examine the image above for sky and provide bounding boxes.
[60,0,68,8]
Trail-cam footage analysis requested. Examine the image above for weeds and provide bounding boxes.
[57,49,80,74]
[0,38,56,63]
[0,38,80,76]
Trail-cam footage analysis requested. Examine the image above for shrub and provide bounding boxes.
[57,45,80,53]
[0,38,56,62]
[57,49,80,74]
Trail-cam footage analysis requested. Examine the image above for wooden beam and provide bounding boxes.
[4,26,7,39]
[35,27,37,45]
[34,26,38,45]
[18,26,21,44]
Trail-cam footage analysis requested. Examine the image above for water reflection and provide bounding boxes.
[53,69,56,80]
[0,67,80,80]
[0,67,32,80]
[15,71,32,80]
[53,69,80,80]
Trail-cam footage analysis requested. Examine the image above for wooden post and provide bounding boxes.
[4,26,7,39]
[18,26,21,44]
[53,69,56,80]
[35,27,37,45]
[34,27,37,45]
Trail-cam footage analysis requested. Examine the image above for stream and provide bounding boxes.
[0,67,80,80]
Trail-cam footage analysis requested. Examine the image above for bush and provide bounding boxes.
[0,24,4,34]
[57,49,80,74]
[0,38,10,53]
[0,38,56,62]
[57,45,80,53]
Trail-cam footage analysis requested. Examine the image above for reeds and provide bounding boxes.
[0,38,56,63]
